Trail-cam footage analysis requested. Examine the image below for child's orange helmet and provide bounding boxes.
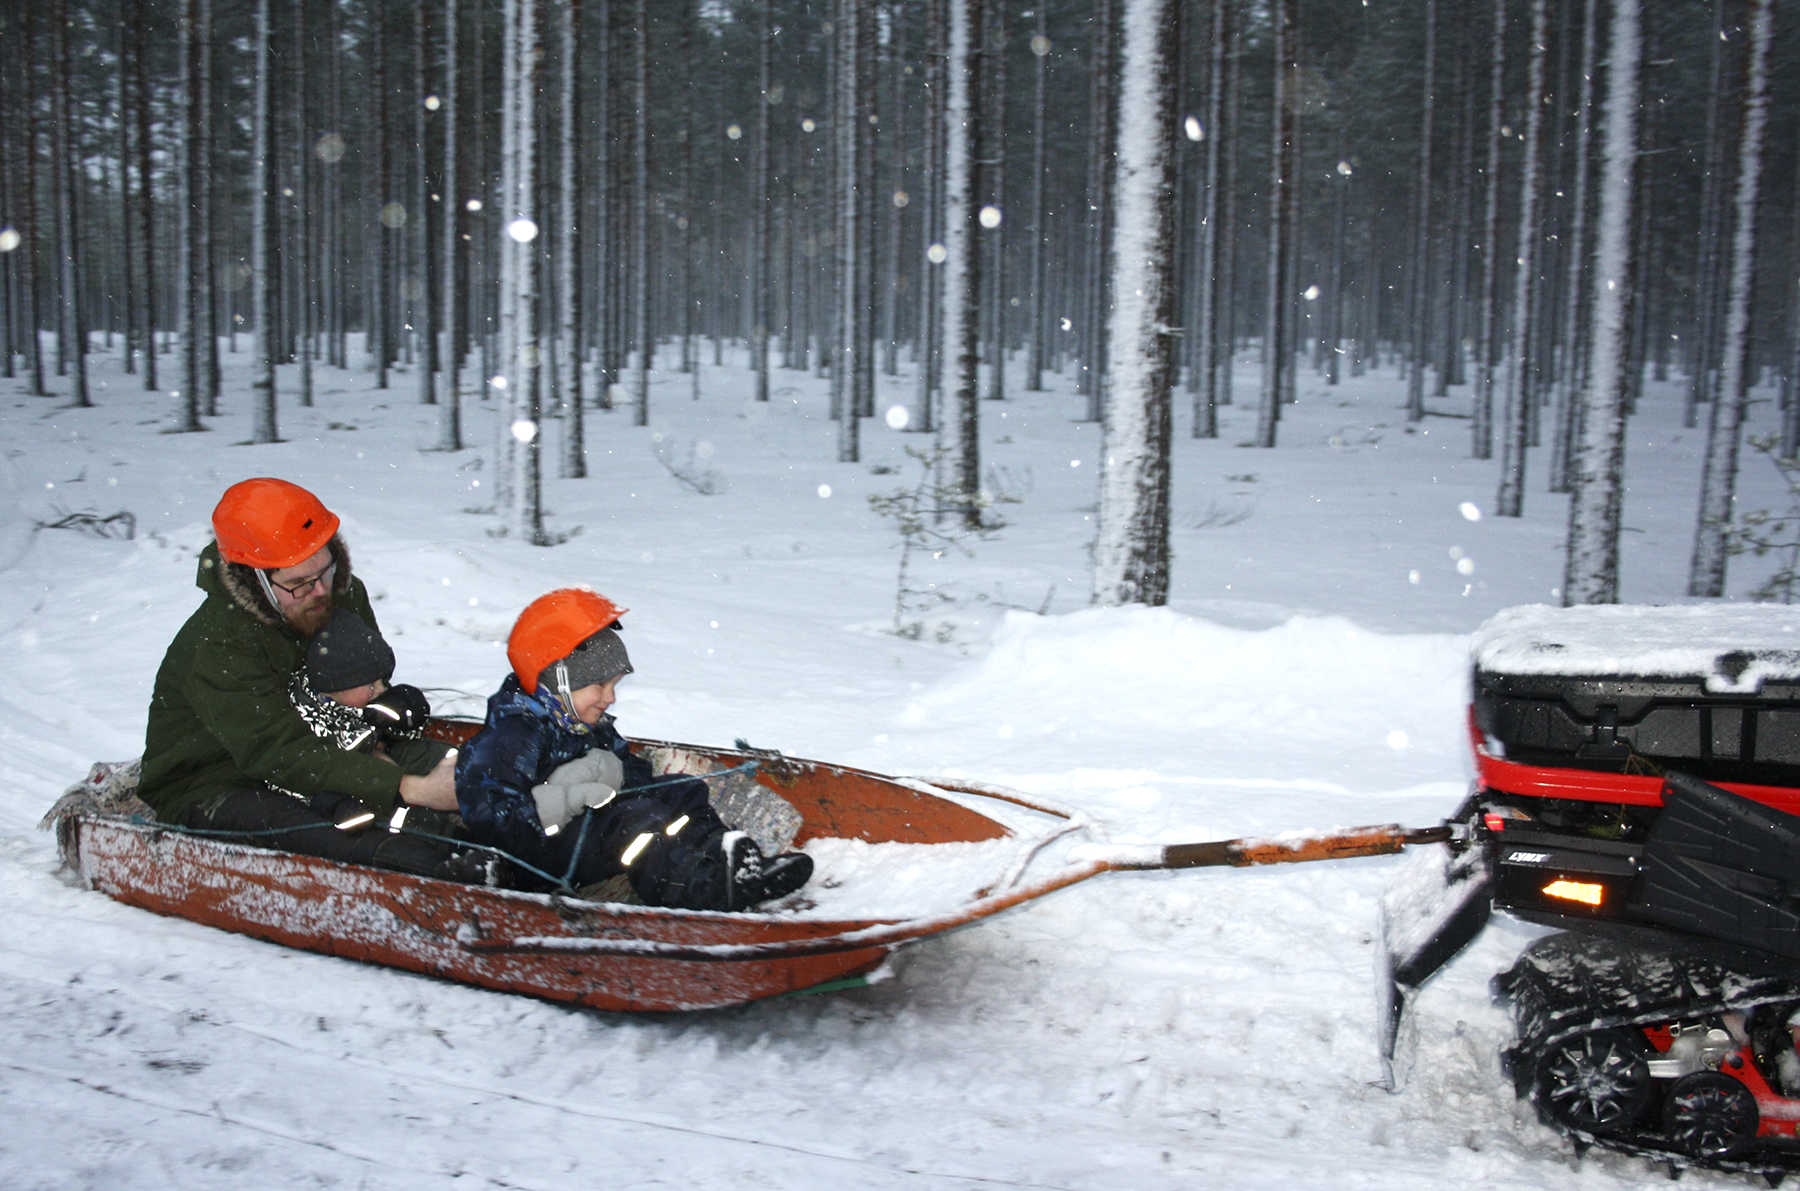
[212,478,341,569]
[508,588,628,693]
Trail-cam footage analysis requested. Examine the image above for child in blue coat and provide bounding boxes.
[454,588,811,910]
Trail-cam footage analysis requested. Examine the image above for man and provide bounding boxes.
[138,478,463,877]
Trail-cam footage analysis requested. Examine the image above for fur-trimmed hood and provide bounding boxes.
[200,536,355,628]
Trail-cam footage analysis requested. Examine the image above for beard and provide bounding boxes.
[287,596,333,637]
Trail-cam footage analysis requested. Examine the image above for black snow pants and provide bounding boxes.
[178,787,458,878]
[519,775,731,907]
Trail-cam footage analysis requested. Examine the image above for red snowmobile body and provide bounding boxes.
[1381,605,1800,1175]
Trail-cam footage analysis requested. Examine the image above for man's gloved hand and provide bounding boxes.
[363,683,432,736]
[530,751,624,834]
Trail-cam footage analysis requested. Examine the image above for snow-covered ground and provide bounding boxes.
[1,339,1788,1188]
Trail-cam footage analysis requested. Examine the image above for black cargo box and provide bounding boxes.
[1472,604,1800,786]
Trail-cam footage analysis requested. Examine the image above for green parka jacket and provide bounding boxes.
[138,538,411,822]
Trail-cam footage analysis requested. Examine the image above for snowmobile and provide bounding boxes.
[1381,603,1800,1175]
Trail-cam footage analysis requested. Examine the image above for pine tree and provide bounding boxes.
[1255,0,1295,448]
[1471,0,1505,460]
[1404,0,1435,423]
[1563,0,1641,605]
[1190,0,1228,436]
[1548,0,1599,495]
[438,0,464,451]
[943,0,983,523]
[1495,0,1547,516]
[251,0,280,442]
[558,0,584,476]
[1689,0,1772,598]
[1094,0,1178,606]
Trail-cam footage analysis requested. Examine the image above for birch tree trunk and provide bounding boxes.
[251,0,279,441]
[1255,0,1295,448]
[1495,0,1547,517]
[1563,0,1640,606]
[1689,0,1772,598]
[1471,0,1505,459]
[942,0,983,523]
[1094,0,1178,606]
[1404,0,1435,422]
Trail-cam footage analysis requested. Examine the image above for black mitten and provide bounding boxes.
[363,683,431,737]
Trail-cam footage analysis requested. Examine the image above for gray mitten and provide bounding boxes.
[531,751,624,834]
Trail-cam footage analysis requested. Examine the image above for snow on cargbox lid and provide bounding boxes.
[1474,603,1800,693]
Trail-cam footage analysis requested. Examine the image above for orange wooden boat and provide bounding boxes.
[47,726,1447,1012]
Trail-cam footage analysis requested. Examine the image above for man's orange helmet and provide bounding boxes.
[508,588,628,694]
[212,478,341,569]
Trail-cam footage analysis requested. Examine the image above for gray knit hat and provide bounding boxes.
[307,608,396,693]
[554,627,633,690]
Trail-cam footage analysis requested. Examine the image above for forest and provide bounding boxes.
[1,0,1796,608]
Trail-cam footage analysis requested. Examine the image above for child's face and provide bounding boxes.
[325,677,388,709]
[570,677,621,725]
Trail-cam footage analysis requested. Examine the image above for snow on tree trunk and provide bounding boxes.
[630,0,650,426]
[250,0,278,442]
[49,0,87,407]
[1093,0,1177,607]
[1471,0,1505,460]
[1562,0,1640,606]
[494,0,520,514]
[558,0,584,477]
[1404,0,1435,424]
[941,0,982,522]
[438,0,464,452]
[1255,0,1295,449]
[174,0,204,429]
[1689,0,1772,598]
[132,0,156,391]
[1495,0,1547,517]
[914,0,946,434]
[1024,2,1048,394]
[413,4,436,410]
[753,1,772,404]
[1078,0,1114,419]
[1548,0,1599,495]
[1190,0,1228,437]
[833,0,864,462]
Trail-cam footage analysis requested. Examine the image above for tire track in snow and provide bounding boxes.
[0,967,1087,1191]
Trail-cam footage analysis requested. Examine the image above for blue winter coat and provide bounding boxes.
[453,675,655,865]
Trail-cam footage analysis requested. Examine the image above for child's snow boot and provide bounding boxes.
[719,830,813,910]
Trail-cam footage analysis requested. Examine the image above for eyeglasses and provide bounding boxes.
[269,559,337,599]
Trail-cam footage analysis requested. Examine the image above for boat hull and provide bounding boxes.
[74,817,895,1012]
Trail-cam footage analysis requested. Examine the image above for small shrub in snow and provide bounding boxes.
[868,446,1002,639]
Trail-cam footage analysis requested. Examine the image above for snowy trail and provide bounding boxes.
[4,349,1787,1187]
